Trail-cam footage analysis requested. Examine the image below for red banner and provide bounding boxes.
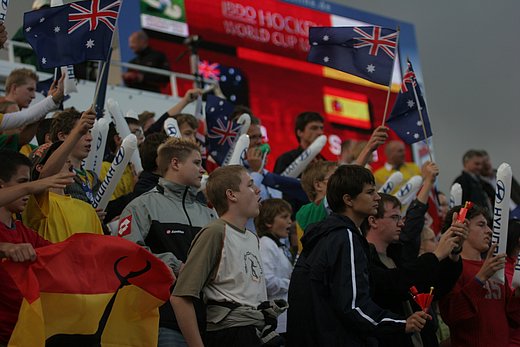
[185,0,331,60]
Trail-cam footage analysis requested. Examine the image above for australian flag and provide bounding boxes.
[205,95,241,166]
[387,60,432,144]
[23,0,120,69]
[308,26,398,86]
[198,60,249,106]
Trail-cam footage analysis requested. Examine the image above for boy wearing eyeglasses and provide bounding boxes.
[364,189,467,347]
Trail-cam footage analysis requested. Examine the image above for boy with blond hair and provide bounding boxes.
[116,137,215,347]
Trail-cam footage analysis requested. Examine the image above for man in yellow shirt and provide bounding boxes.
[374,140,421,192]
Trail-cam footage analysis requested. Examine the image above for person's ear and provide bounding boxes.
[0,178,5,188]
[226,189,237,203]
[367,216,377,229]
[170,157,180,170]
[57,132,67,141]
[343,193,353,208]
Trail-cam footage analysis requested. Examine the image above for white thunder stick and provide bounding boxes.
[83,117,109,176]
[0,0,9,23]
[395,175,423,207]
[449,183,463,208]
[228,134,250,166]
[92,134,138,211]
[281,135,327,178]
[378,172,404,194]
[164,118,181,138]
[236,113,251,136]
[107,98,143,174]
[491,163,512,284]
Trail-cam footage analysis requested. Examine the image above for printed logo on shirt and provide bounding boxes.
[165,230,185,235]
[244,251,263,282]
[118,215,132,237]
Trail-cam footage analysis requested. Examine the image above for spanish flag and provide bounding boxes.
[4,234,174,347]
[323,86,371,129]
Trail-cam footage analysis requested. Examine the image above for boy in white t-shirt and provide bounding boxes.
[172,165,284,347]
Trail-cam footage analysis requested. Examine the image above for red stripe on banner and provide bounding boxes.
[4,234,173,301]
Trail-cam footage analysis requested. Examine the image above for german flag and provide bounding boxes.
[323,86,372,129]
[4,233,174,347]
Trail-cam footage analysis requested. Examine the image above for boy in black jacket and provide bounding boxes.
[287,165,430,347]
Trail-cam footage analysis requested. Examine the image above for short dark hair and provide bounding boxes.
[326,164,375,214]
[50,108,82,142]
[0,149,32,182]
[255,198,292,237]
[462,149,484,165]
[36,118,53,146]
[140,132,167,172]
[442,204,490,233]
[294,112,323,142]
[373,193,401,219]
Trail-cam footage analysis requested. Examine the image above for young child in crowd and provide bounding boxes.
[255,198,293,337]
[0,149,74,345]
[23,110,103,242]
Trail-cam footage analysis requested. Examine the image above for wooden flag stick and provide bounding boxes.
[381,26,400,126]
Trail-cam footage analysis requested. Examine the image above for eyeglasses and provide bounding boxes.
[383,215,404,223]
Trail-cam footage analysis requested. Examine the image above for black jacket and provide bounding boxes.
[368,199,462,347]
[453,171,492,210]
[287,213,407,347]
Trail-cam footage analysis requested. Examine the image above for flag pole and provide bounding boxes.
[381,26,400,126]
[407,57,433,162]
[91,0,122,112]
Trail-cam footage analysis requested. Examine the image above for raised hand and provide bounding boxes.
[49,74,66,104]
[475,244,506,283]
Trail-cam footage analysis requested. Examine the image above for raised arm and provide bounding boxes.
[39,108,95,179]
[0,76,65,131]
[145,89,203,135]
[354,126,388,166]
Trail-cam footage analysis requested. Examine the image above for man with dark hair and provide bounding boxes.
[374,140,421,191]
[453,149,492,210]
[122,30,170,92]
[287,165,430,347]
[273,111,324,175]
[365,192,464,347]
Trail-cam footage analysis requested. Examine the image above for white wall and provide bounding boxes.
[330,0,520,192]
